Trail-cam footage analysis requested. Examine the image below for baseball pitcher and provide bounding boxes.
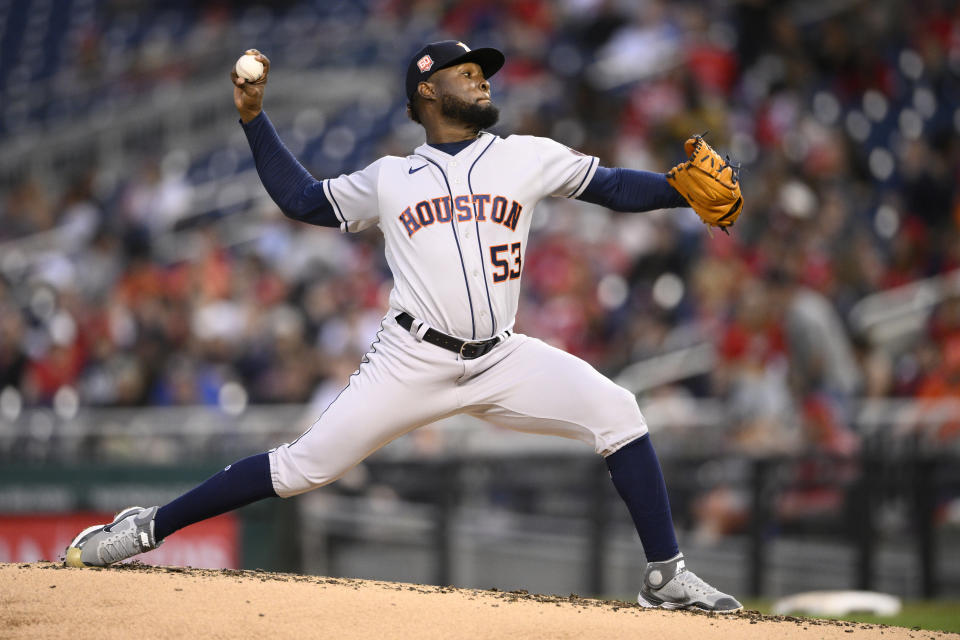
[65,41,743,611]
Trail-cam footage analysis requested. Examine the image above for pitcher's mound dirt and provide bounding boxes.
[0,563,952,639]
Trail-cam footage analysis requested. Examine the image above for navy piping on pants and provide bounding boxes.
[287,317,386,449]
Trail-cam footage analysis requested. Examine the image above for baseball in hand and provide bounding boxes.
[235,53,264,82]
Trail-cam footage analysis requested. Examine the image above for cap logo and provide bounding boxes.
[457,42,471,52]
[417,55,434,73]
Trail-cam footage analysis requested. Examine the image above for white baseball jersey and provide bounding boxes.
[268,132,649,499]
[322,132,599,340]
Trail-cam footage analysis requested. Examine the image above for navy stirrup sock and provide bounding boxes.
[155,442,677,558]
[605,434,680,563]
[153,452,277,541]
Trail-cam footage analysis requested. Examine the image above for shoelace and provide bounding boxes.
[98,521,148,563]
[673,570,718,596]
[100,535,135,563]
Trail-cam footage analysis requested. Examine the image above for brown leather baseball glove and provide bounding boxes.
[666,135,743,233]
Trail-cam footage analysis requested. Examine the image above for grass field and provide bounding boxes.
[745,600,960,634]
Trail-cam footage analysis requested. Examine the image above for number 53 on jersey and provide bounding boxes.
[490,242,521,283]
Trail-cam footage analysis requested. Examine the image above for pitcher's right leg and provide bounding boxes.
[65,318,462,566]
[269,318,462,497]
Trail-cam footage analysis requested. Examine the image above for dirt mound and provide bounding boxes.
[0,563,951,639]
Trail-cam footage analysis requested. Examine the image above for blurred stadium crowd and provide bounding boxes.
[1,0,959,455]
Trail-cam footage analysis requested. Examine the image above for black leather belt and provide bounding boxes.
[396,312,504,360]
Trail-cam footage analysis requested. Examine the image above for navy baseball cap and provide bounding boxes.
[405,40,505,100]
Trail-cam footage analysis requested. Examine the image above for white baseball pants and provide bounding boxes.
[268,312,648,497]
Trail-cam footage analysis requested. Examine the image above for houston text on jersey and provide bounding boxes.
[398,194,523,237]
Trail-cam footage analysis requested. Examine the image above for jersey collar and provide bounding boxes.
[413,131,496,165]
[427,139,475,156]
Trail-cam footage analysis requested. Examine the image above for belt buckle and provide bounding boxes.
[459,339,496,360]
[459,341,477,359]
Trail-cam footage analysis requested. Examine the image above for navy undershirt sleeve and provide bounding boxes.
[240,111,339,227]
[578,166,688,212]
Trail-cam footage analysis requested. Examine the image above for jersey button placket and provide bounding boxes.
[452,160,462,186]
[454,160,486,329]
[448,159,482,334]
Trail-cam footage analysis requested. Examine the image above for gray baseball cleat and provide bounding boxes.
[637,553,743,612]
[64,506,161,568]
